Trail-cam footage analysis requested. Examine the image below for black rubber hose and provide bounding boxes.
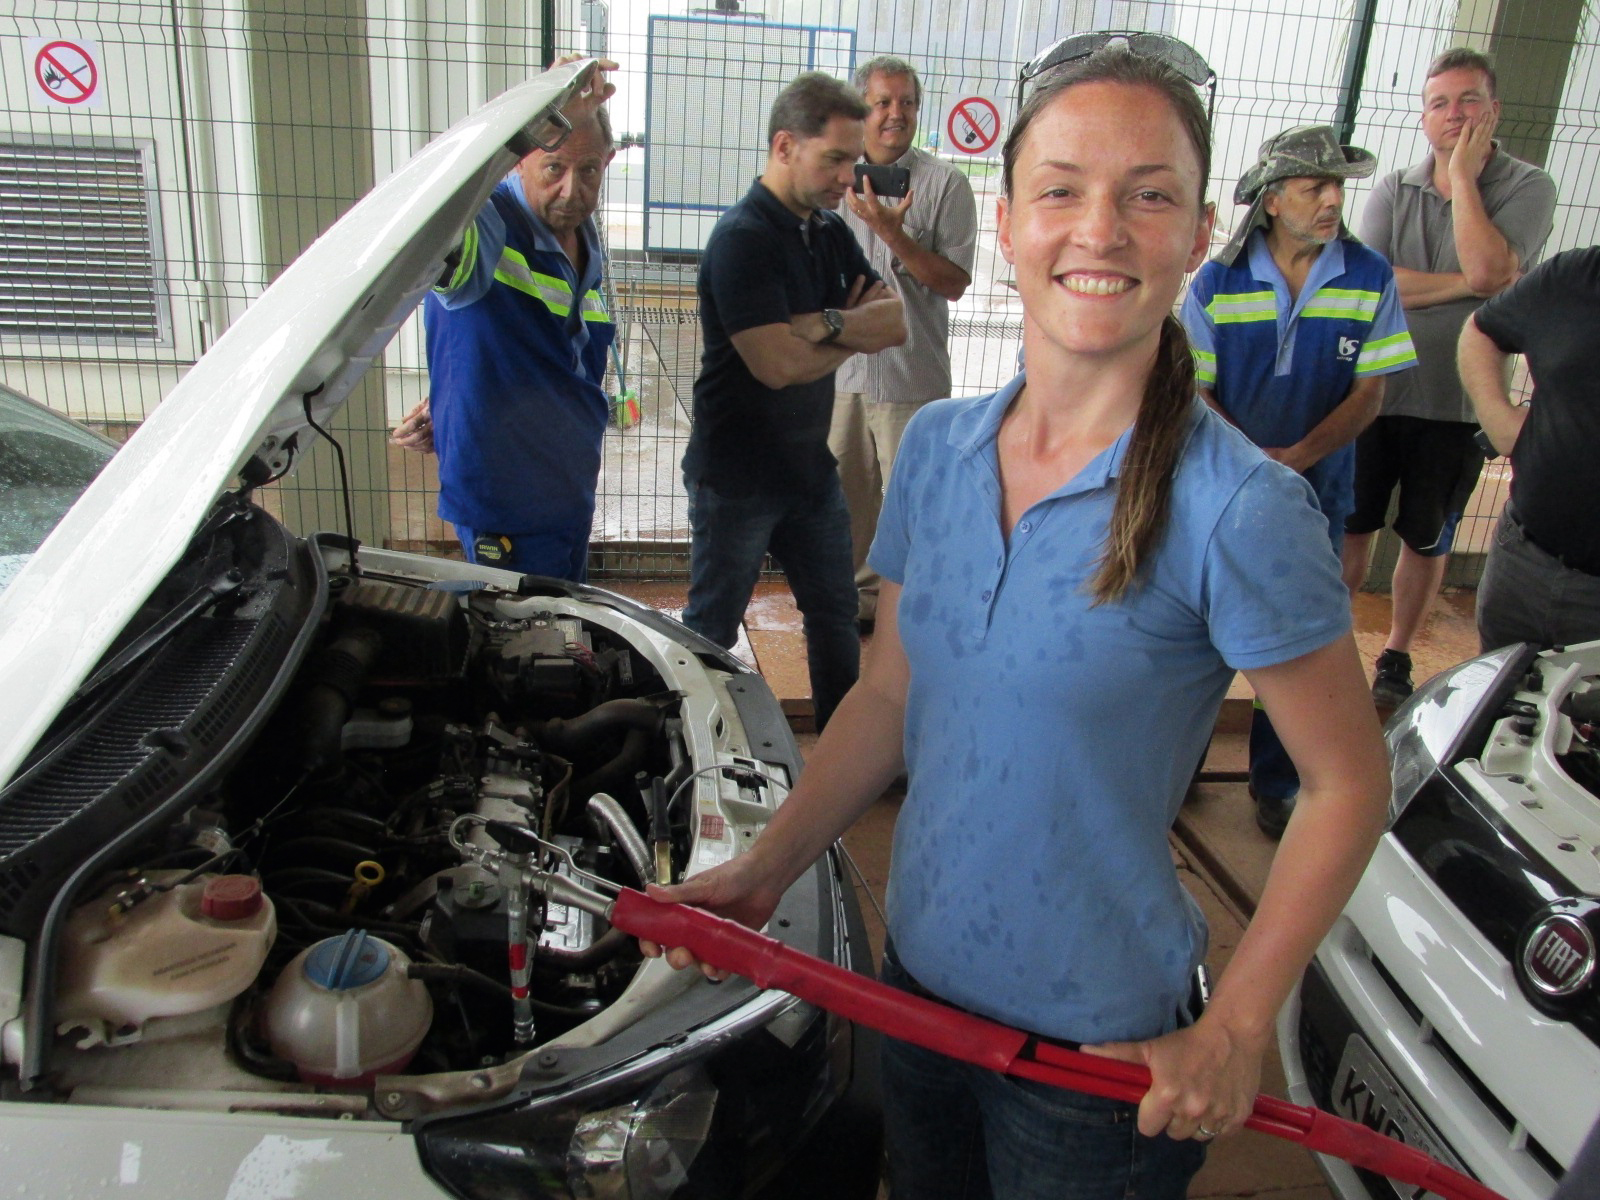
[572,726,653,804]
[535,926,629,971]
[532,700,663,755]
[295,626,383,776]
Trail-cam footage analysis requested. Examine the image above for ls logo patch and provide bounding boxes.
[1337,336,1360,361]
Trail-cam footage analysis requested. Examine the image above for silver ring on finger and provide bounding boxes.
[1195,1124,1217,1141]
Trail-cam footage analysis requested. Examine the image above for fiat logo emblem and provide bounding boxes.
[1522,912,1597,997]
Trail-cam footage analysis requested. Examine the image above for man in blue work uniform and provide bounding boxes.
[391,61,617,582]
[1181,124,1416,838]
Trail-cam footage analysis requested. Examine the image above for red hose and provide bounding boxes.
[611,888,1505,1200]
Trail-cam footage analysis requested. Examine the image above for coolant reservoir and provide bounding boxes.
[265,930,432,1086]
[56,873,276,1036]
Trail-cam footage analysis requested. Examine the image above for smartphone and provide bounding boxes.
[853,163,911,199]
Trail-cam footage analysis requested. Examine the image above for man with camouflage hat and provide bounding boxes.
[1180,124,1416,838]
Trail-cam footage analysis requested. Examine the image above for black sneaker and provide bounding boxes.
[1372,649,1414,708]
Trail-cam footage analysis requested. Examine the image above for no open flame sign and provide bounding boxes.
[27,37,106,110]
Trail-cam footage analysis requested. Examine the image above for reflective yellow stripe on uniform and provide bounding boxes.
[1355,330,1418,374]
[495,247,613,325]
[580,288,611,324]
[499,246,582,315]
[437,221,479,294]
[495,248,575,315]
[1301,287,1381,322]
[1206,290,1276,324]
[1192,347,1217,385]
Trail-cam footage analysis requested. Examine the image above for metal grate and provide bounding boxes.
[0,141,163,340]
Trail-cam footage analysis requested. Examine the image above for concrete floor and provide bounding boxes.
[604,576,1481,1199]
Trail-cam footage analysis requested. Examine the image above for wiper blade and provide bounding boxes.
[67,569,243,707]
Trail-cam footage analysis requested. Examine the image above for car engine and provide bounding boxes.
[29,564,786,1115]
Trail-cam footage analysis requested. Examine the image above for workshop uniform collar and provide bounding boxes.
[948,372,1136,503]
[1246,226,1350,315]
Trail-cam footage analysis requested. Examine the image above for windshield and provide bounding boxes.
[0,384,118,594]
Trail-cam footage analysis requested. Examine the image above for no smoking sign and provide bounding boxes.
[946,96,1000,155]
[27,37,106,110]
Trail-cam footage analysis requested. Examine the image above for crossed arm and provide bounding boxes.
[729,276,907,390]
[1391,117,1528,308]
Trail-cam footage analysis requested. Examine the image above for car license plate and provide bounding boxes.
[1330,1035,1466,1200]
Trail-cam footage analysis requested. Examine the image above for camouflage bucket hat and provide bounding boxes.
[1215,124,1378,265]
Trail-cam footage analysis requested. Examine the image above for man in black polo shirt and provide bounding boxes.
[683,72,907,729]
[1458,246,1600,652]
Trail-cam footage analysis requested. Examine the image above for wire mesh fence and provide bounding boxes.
[2,0,1596,584]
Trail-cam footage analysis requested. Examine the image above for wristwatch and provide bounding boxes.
[819,308,845,344]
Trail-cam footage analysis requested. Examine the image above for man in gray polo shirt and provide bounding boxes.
[832,55,978,627]
[1343,46,1556,707]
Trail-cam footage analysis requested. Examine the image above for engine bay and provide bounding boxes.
[32,563,791,1116]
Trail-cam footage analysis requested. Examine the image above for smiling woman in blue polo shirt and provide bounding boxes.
[644,47,1389,1200]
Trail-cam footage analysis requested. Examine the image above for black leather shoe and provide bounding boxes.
[1371,648,1414,709]
[1250,785,1296,840]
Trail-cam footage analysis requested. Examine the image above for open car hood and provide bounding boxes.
[0,62,594,788]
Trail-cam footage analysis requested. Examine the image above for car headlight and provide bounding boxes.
[569,1067,717,1198]
[1384,643,1530,824]
[418,996,847,1200]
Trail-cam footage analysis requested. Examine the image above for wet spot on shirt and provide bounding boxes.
[1048,974,1082,1003]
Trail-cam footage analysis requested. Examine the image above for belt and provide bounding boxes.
[1507,504,1600,577]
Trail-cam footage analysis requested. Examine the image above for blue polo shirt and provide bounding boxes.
[868,376,1350,1043]
[1180,231,1415,524]
[424,179,615,535]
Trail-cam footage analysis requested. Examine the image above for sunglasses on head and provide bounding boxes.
[1019,30,1217,119]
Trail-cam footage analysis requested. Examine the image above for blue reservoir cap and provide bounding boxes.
[304,929,390,991]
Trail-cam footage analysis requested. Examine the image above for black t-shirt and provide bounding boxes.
[1474,246,1600,574]
[684,180,878,494]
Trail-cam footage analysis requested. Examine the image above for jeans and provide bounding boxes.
[879,949,1206,1200]
[1250,507,1346,802]
[681,472,860,729]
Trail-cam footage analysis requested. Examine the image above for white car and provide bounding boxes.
[0,62,879,1199]
[1279,639,1600,1200]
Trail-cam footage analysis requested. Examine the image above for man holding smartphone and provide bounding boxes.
[834,55,978,629]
